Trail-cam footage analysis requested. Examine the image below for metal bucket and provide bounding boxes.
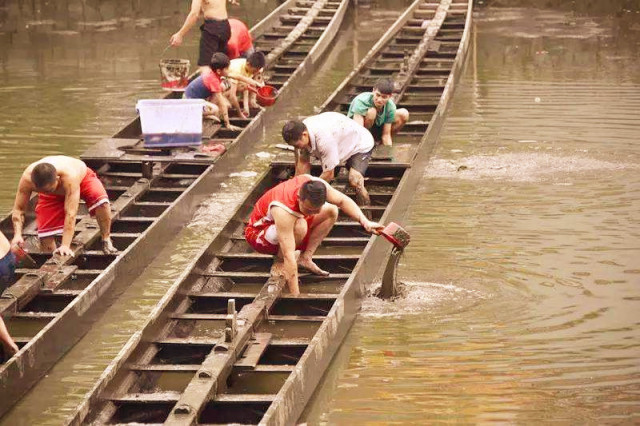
[159,58,190,91]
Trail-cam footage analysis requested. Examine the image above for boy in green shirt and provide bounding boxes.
[347,78,409,146]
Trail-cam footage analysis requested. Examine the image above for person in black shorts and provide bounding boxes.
[169,0,235,74]
[198,19,231,68]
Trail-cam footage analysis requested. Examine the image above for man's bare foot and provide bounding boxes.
[298,254,329,276]
[102,239,119,255]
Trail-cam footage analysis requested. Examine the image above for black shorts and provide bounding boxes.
[345,149,373,176]
[198,19,231,66]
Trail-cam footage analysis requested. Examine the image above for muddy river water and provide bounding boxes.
[1,0,639,424]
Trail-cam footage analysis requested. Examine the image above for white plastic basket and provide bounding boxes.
[136,99,205,148]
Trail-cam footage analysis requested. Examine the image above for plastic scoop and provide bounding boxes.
[379,222,411,250]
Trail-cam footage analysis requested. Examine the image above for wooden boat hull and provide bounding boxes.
[0,0,349,416]
[67,0,473,424]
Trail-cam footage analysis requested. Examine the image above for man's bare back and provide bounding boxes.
[21,156,87,195]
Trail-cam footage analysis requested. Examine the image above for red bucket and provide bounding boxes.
[379,222,411,249]
[159,58,190,91]
[255,85,278,107]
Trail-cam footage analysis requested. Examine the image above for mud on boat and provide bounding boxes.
[68,0,472,424]
[0,0,349,416]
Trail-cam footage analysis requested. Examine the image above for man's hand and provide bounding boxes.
[238,110,248,119]
[53,245,74,257]
[11,235,24,248]
[360,218,384,234]
[381,134,393,146]
[169,33,183,46]
[226,124,243,131]
[243,108,251,118]
[3,339,19,357]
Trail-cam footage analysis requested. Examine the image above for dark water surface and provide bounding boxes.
[1,1,639,424]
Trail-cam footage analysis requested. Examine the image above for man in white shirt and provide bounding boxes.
[282,111,375,206]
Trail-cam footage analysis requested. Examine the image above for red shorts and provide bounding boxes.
[35,168,109,238]
[244,216,314,255]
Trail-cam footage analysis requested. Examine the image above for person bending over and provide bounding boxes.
[244,176,383,295]
[347,77,409,146]
[227,18,254,59]
[11,156,117,257]
[282,112,374,206]
[228,51,266,118]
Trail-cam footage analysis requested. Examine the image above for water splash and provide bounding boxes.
[361,280,487,318]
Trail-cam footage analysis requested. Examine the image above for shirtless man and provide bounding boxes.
[11,156,117,257]
[244,175,383,295]
[170,0,238,74]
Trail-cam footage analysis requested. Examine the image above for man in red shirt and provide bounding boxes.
[245,175,383,295]
[227,18,254,60]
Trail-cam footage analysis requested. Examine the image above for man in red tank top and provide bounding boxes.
[245,175,383,295]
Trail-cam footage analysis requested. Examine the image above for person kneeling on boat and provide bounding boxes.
[11,156,118,257]
[227,51,266,118]
[184,52,263,128]
[282,112,375,206]
[347,77,409,146]
[0,230,19,361]
[245,175,383,295]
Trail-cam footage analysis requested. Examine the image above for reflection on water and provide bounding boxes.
[303,3,640,424]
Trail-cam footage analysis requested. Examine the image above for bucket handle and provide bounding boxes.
[160,44,186,59]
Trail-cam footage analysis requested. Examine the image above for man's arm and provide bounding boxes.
[271,206,299,295]
[352,114,365,127]
[215,92,241,130]
[381,123,393,146]
[319,168,335,183]
[323,182,383,234]
[226,84,246,119]
[294,148,312,176]
[11,179,31,246]
[57,183,80,256]
[227,73,264,88]
[242,88,250,116]
[170,0,202,46]
[0,317,19,356]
